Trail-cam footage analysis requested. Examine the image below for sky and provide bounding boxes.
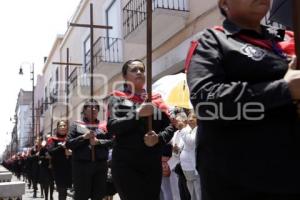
[0,0,82,156]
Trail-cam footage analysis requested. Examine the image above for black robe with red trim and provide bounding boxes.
[187,19,300,193]
[47,135,72,188]
[107,90,175,164]
[66,119,112,162]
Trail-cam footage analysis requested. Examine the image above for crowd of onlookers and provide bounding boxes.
[160,109,201,200]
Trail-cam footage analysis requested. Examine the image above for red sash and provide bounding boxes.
[47,136,66,147]
[74,120,107,133]
[185,26,295,72]
[112,90,170,117]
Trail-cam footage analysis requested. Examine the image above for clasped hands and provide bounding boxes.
[144,131,159,147]
[284,56,300,113]
[136,103,160,147]
[82,131,100,146]
[58,142,72,156]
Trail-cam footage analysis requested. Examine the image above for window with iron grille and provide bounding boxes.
[55,67,59,94]
[44,87,48,111]
[83,35,91,73]
[40,98,44,115]
[106,0,121,40]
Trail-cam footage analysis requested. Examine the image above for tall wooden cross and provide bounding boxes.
[147,0,153,131]
[52,48,82,119]
[70,3,112,98]
[292,0,300,67]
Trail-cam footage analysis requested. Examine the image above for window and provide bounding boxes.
[40,98,44,115]
[83,35,91,73]
[55,68,59,94]
[49,77,56,103]
[44,87,48,111]
[106,0,121,43]
[104,0,123,63]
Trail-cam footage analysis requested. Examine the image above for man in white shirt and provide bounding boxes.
[180,112,201,200]
[167,112,191,200]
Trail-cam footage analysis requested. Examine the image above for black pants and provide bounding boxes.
[112,160,162,200]
[57,187,68,200]
[32,179,38,197]
[178,172,191,200]
[175,163,191,200]
[200,168,300,200]
[42,181,54,200]
[27,177,32,189]
[72,161,107,200]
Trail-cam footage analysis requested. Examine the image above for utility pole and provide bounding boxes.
[31,65,35,145]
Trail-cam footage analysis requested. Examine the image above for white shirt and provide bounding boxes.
[180,126,197,171]
[172,130,184,148]
[167,126,189,170]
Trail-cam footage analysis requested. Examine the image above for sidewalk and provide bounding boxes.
[11,176,72,200]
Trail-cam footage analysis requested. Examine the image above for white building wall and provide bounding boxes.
[59,0,121,122]
[39,0,222,125]
[153,7,222,79]
[34,75,45,138]
[42,37,66,134]
[17,105,31,151]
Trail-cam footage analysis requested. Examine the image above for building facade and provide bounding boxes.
[16,89,33,151]
[6,0,282,158]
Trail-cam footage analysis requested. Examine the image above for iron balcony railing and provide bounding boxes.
[94,36,123,64]
[44,97,49,110]
[84,36,122,70]
[49,89,58,104]
[123,0,189,38]
[68,67,78,90]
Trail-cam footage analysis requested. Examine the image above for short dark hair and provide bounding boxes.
[83,98,100,111]
[122,59,145,77]
[56,120,67,129]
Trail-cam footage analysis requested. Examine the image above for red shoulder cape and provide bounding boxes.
[185,26,295,72]
[74,120,108,133]
[112,90,170,117]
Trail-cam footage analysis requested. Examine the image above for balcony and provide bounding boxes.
[123,0,189,47]
[83,36,123,90]
[84,36,123,69]
[69,67,78,90]
[49,88,58,104]
[95,37,123,65]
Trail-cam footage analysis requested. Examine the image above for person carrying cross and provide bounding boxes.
[186,0,300,199]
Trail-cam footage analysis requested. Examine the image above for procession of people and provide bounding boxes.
[3,0,300,199]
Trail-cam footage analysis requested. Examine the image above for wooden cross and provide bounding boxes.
[292,0,300,67]
[147,0,153,131]
[52,48,82,119]
[70,3,113,98]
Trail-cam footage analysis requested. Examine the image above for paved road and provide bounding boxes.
[12,176,120,200]
[11,176,71,200]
